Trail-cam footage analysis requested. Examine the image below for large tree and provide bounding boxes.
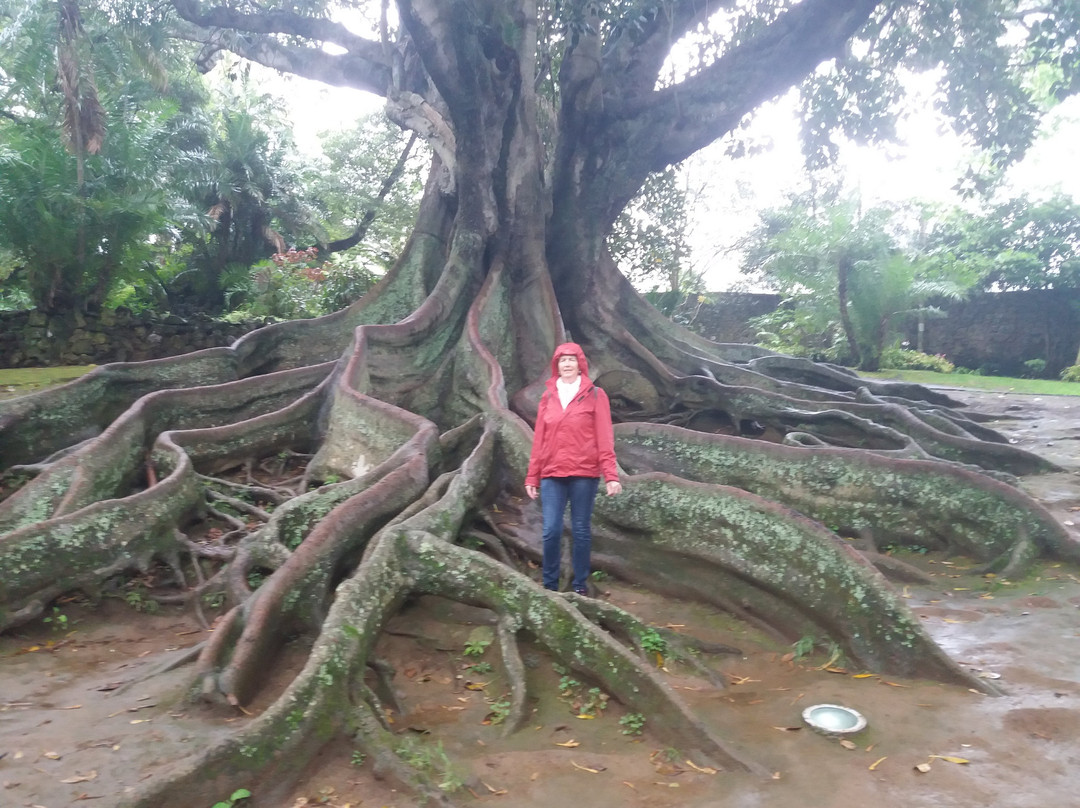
[2,1,1078,805]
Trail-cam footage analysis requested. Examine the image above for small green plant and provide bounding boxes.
[640,628,667,659]
[322,473,342,485]
[791,634,815,661]
[124,589,160,614]
[579,686,609,716]
[246,569,268,590]
[558,674,581,697]
[590,569,608,581]
[487,697,512,725]
[42,606,69,632]
[466,660,493,674]
[396,738,462,792]
[619,712,646,736]
[211,787,252,808]
[350,749,366,767]
[1061,365,1080,383]
[463,638,491,656]
[202,591,226,610]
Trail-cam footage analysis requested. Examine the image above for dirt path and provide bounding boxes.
[2,389,1080,808]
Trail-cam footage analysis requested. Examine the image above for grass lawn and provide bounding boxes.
[0,365,96,400]
[863,368,1080,396]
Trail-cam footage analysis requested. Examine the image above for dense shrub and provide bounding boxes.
[1060,365,1080,383]
[879,347,955,373]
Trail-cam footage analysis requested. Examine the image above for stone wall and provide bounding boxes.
[694,289,1080,375]
[897,289,1080,376]
[690,292,782,344]
[0,309,266,368]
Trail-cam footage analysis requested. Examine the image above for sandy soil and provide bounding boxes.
[2,388,1080,808]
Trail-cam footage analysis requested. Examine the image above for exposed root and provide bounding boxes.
[205,488,272,522]
[494,614,530,734]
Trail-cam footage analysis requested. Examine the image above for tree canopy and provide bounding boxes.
[2,1,1079,806]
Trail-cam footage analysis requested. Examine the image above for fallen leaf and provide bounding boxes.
[772,726,802,732]
[684,760,717,774]
[129,719,150,724]
[825,667,848,674]
[555,740,580,748]
[575,714,596,720]
[853,673,877,679]
[838,740,857,750]
[481,780,507,794]
[879,680,909,688]
[571,761,603,773]
[464,682,488,691]
[61,771,98,784]
[771,772,782,780]
[869,756,887,771]
[61,704,82,710]
[930,755,970,764]
[914,762,932,773]
[43,751,62,760]
[622,781,637,789]
[653,781,680,787]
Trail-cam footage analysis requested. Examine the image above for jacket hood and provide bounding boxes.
[549,342,589,378]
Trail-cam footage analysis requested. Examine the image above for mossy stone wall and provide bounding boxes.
[0,309,266,368]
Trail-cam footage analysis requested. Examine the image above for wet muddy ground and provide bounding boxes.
[2,388,1079,808]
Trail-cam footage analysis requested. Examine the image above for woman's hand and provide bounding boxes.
[605,480,622,496]
[525,484,539,500]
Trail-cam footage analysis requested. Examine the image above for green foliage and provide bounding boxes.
[619,712,646,736]
[791,635,815,661]
[42,605,69,632]
[879,348,956,373]
[924,194,1080,291]
[0,0,211,314]
[312,114,428,275]
[610,167,694,294]
[1023,358,1048,378]
[797,3,1078,186]
[350,749,366,767]
[246,569,268,591]
[463,638,491,656]
[466,660,493,674]
[639,628,667,658]
[211,788,252,808]
[124,588,160,614]
[395,738,462,792]
[486,697,512,725]
[1060,365,1080,383]
[580,686,609,717]
[742,196,974,370]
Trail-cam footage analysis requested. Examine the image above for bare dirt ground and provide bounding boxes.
[2,388,1080,808]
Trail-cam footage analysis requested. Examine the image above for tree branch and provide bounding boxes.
[625,0,883,170]
[170,1,392,93]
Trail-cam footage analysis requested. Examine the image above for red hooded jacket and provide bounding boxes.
[525,343,619,487]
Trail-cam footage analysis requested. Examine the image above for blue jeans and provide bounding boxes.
[540,476,600,591]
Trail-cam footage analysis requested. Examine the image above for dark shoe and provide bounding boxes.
[573,586,588,596]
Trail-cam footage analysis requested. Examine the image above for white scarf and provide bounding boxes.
[556,376,581,408]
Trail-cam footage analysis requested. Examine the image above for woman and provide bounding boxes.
[525,342,621,594]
